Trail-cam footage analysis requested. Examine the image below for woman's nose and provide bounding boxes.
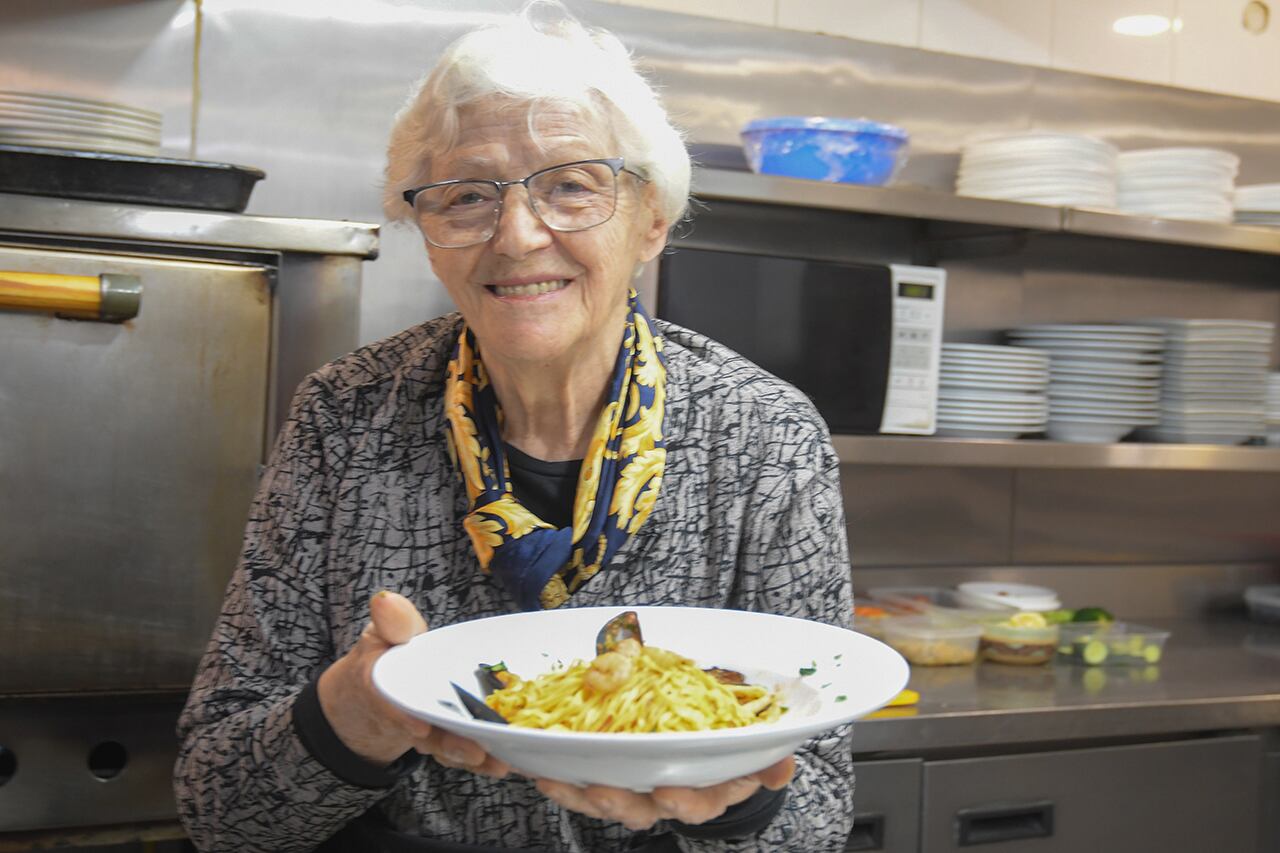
[489,186,553,257]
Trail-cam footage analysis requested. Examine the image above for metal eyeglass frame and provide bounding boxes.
[401,157,648,248]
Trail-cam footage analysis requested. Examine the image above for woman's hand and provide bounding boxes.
[316,590,510,778]
[534,755,795,831]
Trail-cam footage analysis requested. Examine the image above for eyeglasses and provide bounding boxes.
[403,157,646,249]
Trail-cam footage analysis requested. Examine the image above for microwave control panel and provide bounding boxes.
[882,264,946,434]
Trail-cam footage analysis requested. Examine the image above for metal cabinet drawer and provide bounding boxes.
[921,735,1262,853]
[848,758,922,853]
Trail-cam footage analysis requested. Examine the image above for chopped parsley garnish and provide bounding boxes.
[834,654,843,660]
[835,695,847,703]
[821,682,832,689]
[798,661,818,676]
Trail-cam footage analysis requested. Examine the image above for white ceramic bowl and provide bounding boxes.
[372,606,908,791]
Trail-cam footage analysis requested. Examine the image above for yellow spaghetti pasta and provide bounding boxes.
[484,643,785,733]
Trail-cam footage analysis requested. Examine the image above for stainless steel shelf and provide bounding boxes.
[832,434,1280,472]
[693,168,1280,257]
[692,168,1062,232]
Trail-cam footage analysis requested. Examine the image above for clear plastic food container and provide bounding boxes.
[1244,585,1280,623]
[881,615,982,666]
[1056,622,1170,666]
[866,586,1013,624]
[980,620,1059,666]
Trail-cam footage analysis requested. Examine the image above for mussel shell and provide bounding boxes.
[596,610,644,656]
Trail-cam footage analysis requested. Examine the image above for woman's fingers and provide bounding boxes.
[653,776,760,825]
[535,780,610,823]
[581,785,663,830]
[414,729,510,778]
[368,590,429,645]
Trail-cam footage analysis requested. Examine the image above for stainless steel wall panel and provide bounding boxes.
[1013,470,1280,565]
[842,466,1012,568]
[0,0,195,157]
[0,246,270,694]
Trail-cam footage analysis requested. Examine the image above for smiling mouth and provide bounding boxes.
[487,279,570,298]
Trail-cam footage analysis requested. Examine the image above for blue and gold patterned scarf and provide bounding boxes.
[444,290,666,610]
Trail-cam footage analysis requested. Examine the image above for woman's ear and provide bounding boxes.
[636,186,670,264]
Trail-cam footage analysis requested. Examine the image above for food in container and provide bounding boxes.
[1056,621,1170,666]
[979,611,1059,666]
[881,615,981,666]
[853,603,891,638]
[739,116,909,186]
[865,586,1012,624]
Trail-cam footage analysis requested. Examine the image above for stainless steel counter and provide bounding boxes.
[852,618,1280,754]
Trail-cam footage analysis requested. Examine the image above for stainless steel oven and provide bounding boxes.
[0,193,377,834]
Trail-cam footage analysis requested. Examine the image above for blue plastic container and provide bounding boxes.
[739,116,909,186]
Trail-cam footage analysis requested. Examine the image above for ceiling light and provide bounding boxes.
[1112,14,1173,36]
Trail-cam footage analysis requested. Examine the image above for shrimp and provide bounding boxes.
[584,638,641,693]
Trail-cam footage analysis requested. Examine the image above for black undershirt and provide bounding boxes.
[502,442,581,529]
[295,443,787,849]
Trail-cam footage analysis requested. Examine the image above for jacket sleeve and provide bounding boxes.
[680,404,855,853]
[174,376,391,853]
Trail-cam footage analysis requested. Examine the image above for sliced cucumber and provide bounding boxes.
[1081,639,1109,665]
[1142,644,1162,664]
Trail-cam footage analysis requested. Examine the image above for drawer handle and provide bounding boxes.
[845,812,885,850]
[0,270,142,322]
[956,800,1054,846]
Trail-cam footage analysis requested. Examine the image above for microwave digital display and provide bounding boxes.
[898,282,935,300]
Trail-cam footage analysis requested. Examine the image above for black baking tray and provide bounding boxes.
[0,144,266,212]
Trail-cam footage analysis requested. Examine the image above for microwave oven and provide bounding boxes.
[656,248,945,434]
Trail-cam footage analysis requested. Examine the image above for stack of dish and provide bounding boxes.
[1267,373,1280,446]
[934,343,1049,439]
[956,132,1117,209]
[1234,184,1280,227]
[1007,324,1164,443]
[1135,320,1274,445]
[0,90,161,156]
[1116,148,1238,223]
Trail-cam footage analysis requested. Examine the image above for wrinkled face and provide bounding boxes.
[422,98,667,368]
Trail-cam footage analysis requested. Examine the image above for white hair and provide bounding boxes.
[382,0,690,228]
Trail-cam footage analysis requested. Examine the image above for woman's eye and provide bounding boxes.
[448,191,489,208]
[553,180,590,196]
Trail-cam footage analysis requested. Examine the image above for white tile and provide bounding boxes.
[612,0,776,27]
[920,0,1052,65]
[1051,0,1175,85]
[1173,0,1280,102]
[776,0,921,48]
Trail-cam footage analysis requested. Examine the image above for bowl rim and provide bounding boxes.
[741,115,908,139]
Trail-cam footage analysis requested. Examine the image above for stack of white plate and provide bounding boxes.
[0,90,161,156]
[956,132,1117,209]
[1267,373,1280,445]
[1116,148,1238,223]
[1234,184,1280,227]
[1134,319,1274,445]
[934,343,1049,439]
[1006,324,1164,443]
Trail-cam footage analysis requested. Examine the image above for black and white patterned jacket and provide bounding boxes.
[175,314,855,852]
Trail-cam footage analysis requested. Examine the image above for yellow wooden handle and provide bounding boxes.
[0,270,141,321]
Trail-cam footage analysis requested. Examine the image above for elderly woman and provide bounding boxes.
[174,4,853,852]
